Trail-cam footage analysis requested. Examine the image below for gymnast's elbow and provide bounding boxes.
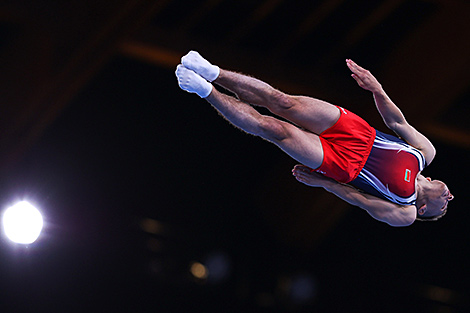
[385,210,416,227]
[360,203,416,227]
[386,217,415,227]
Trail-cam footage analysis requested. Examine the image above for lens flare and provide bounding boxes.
[2,201,43,244]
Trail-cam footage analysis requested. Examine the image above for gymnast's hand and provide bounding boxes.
[346,59,382,93]
[292,164,333,188]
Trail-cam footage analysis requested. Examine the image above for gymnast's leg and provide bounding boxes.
[181,51,340,135]
[175,65,324,169]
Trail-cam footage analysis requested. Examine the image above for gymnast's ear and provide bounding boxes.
[417,204,427,216]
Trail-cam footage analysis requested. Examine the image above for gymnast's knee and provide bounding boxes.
[255,116,289,142]
[268,91,297,112]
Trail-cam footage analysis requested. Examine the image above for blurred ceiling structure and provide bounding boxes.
[1,0,469,174]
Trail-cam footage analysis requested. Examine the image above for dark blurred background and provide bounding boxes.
[0,1,469,312]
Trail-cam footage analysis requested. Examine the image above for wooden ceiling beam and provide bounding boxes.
[227,0,285,45]
[0,0,165,172]
[319,0,405,67]
[381,0,470,122]
[176,0,224,35]
[271,0,346,58]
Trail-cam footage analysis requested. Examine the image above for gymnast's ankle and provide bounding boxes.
[181,50,220,82]
[175,64,213,98]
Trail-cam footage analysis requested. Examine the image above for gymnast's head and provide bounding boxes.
[416,177,454,222]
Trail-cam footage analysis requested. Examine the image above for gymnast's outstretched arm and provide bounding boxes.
[345,59,436,165]
[292,164,416,227]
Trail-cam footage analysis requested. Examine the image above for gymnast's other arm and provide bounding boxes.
[292,165,416,227]
[346,59,436,165]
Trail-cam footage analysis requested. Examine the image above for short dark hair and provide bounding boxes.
[415,208,447,222]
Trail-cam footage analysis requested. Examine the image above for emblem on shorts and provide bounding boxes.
[404,169,411,182]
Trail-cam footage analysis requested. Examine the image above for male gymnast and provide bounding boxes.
[175,51,453,227]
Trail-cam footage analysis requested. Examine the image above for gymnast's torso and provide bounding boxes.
[349,130,427,205]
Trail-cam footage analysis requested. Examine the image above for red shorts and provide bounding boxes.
[314,107,376,183]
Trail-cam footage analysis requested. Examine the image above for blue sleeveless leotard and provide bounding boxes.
[350,130,426,205]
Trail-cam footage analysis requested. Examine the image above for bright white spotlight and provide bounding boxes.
[2,201,43,244]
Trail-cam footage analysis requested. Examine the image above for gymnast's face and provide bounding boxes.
[425,177,454,215]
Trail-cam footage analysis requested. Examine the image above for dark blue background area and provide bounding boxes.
[0,55,468,313]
